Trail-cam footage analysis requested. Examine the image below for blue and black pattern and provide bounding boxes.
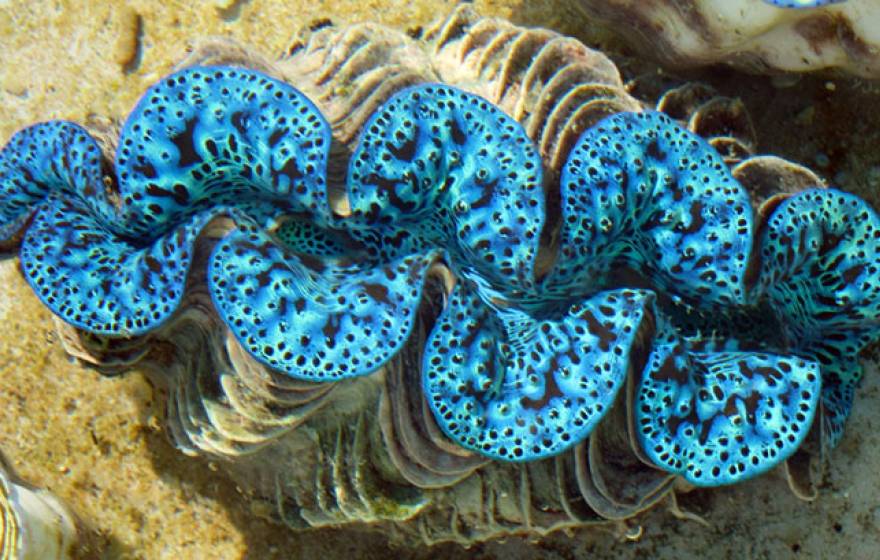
[550,111,751,308]
[634,319,820,486]
[755,189,880,447]
[346,84,544,295]
[271,217,352,258]
[20,194,221,335]
[115,66,332,235]
[209,220,440,380]
[423,282,652,461]
[1,64,878,486]
[0,121,113,249]
[763,0,845,8]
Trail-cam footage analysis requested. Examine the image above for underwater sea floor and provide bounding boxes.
[3,0,880,558]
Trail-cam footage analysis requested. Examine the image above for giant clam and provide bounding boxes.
[2,5,880,550]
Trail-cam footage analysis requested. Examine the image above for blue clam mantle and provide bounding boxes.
[2,65,879,488]
[762,0,847,7]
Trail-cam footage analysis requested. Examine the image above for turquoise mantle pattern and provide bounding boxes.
[2,65,878,490]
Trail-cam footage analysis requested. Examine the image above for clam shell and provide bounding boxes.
[30,6,841,546]
[0,456,80,560]
[576,0,880,78]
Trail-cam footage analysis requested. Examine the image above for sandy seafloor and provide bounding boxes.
[2,0,880,558]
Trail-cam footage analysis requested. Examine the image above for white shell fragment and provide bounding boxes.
[577,0,880,77]
[1,457,80,560]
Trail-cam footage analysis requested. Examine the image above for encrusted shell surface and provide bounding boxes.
[576,0,880,77]
[37,6,853,547]
[0,454,80,560]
